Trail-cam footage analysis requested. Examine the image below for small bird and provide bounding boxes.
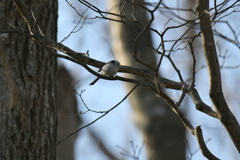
[89,60,121,85]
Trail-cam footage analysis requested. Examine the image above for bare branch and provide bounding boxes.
[194,126,220,160]
[196,0,240,152]
[38,84,138,157]
[10,0,240,158]
[99,143,120,160]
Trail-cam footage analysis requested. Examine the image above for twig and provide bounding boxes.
[37,84,138,157]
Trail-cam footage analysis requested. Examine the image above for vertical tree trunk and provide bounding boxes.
[0,0,58,159]
[57,66,81,160]
[107,1,185,159]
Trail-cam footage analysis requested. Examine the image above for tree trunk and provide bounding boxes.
[56,66,81,160]
[0,0,58,159]
[107,1,185,159]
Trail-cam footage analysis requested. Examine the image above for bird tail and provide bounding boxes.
[89,77,100,85]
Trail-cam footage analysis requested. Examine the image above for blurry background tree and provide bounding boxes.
[107,1,185,159]
[57,66,81,160]
[1,0,240,160]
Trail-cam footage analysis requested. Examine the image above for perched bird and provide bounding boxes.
[89,60,120,85]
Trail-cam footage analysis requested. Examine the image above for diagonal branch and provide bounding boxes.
[194,126,220,160]
[9,0,219,123]
[38,84,138,157]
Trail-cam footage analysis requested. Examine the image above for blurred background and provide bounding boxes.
[56,0,240,160]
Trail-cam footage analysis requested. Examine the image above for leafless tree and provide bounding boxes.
[1,0,240,159]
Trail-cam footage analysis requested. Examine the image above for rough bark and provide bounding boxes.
[0,0,58,159]
[107,1,185,159]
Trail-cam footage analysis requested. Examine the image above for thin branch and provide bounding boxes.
[38,84,138,157]
[99,143,120,160]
